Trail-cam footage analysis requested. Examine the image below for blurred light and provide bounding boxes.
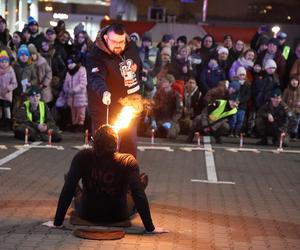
[104,15,110,20]
[27,0,32,3]
[16,8,19,13]
[287,16,292,20]
[263,9,267,13]
[50,21,57,26]
[271,26,280,37]
[266,5,272,10]
[53,13,69,19]
[45,6,53,12]
[4,11,8,15]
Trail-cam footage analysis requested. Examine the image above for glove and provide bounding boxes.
[102,91,111,105]
[151,120,157,129]
[162,122,171,129]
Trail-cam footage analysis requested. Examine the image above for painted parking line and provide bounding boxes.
[0,145,8,149]
[190,136,235,185]
[0,142,41,169]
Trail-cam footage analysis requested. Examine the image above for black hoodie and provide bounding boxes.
[86,26,142,123]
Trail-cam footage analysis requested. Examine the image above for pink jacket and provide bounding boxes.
[63,66,88,108]
[0,66,18,102]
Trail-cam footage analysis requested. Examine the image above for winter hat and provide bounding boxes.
[28,43,38,55]
[161,46,172,57]
[218,46,229,55]
[162,34,174,43]
[268,38,279,46]
[276,32,287,40]
[67,54,78,65]
[271,88,282,98]
[142,33,152,42]
[46,27,55,35]
[18,44,30,58]
[74,23,85,37]
[177,35,187,44]
[28,16,38,26]
[237,66,247,76]
[264,59,277,69]
[229,80,241,92]
[130,32,140,43]
[0,50,9,63]
[27,86,41,96]
[0,15,6,24]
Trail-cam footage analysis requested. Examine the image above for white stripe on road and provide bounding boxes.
[203,136,218,182]
[0,142,41,168]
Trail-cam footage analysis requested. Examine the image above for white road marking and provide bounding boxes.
[14,144,64,150]
[0,142,41,168]
[0,145,7,149]
[0,167,11,171]
[72,144,92,150]
[180,147,214,152]
[138,146,174,152]
[226,148,260,153]
[203,136,218,182]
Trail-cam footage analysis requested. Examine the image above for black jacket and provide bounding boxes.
[54,149,155,231]
[86,27,142,123]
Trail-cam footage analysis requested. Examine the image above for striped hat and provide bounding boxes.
[0,50,9,62]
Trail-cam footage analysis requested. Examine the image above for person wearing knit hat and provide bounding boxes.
[264,59,277,70]
[129,32,140,45]
[218,46,229,55]
[236,66,247,76]
[0,50,9,63]
[0,50,17,130]
[228,80,241,93]
[17,44,30,58]
[27,16,45,50]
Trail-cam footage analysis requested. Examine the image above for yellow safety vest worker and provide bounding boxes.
[208,99,237,123]
[24,100,46,124]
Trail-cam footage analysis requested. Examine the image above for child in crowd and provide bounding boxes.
[63,56,87,132]
[0,50,17,129]
[283,75,300,140]
[229,66,252,137]
[13,44,37,111]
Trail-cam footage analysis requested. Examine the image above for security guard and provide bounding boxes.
[13,86,62,142]
[187,94,239,143]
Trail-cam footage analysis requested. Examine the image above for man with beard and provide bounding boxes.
[27,16,45,51]
[86,23,142,157]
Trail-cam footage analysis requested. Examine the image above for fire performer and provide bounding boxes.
[86,23,142,157]
[43,124,168,234]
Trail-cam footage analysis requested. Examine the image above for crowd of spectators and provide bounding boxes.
[0,15,299,146]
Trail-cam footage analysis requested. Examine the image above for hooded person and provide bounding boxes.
[27,16,45,50]
[13,85,62,142]
[28,43,53,105]
[86,23,143,157]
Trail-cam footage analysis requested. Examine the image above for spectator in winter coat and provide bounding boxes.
[138,34,158,71]
[252,59,280,110]
[73,31,94,67]
[28,43,53,105]
[255,88,291,146]
[199,58,226,95]
[179,76,202,134]
[13,44,38,110]
[229,49,257,81]
[256,38,286,88]
[216,46,231,78]
[198,34,217,67]
[232,40,245,61]
[27,16,45,51]
[0,16,12,46]
[0,50,17,129]
[63,56,88,132]
[13,86,62,142]
[7,31,26,61]
[150,75,183,139]
[228,67,252,137]
[282,75,300,140]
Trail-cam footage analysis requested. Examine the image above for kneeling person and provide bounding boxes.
[13,86,62,142]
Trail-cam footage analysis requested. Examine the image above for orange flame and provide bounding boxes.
[113,106,137,133]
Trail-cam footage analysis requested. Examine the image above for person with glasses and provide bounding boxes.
[86,23,142,157]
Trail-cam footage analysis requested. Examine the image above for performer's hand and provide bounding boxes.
[145,227,170,234]
[268,113,274,123]
[102,91,111,105]
[41,220,63,228]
